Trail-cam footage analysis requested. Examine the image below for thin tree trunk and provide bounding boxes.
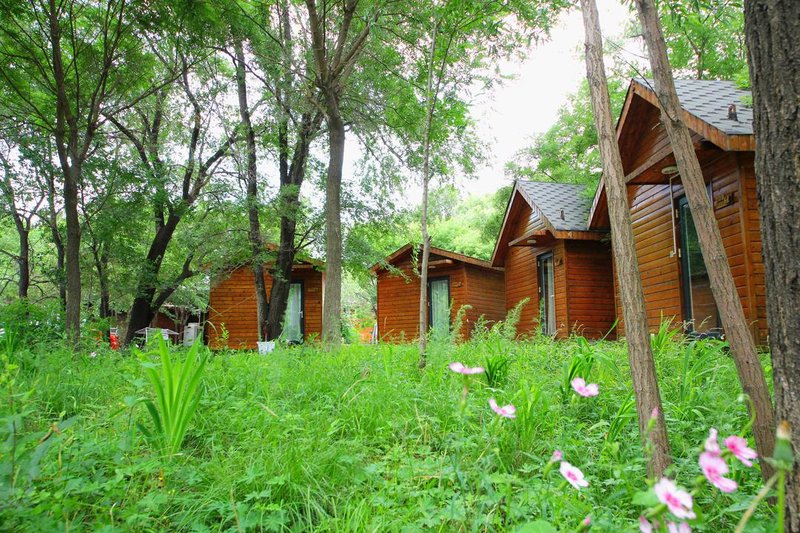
[418,17,438,369]
[0,159,32,299]
[322,109,345,348]
[17,228,29,299]
[95,247,111,319]
[233,41,269,341]
[44,165,66,309]
[745,0,800,527]
[580,0,673,478]
[634,0,776,480]
[418,203,431,366]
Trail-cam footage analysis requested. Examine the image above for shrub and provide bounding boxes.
[136,338,208,456]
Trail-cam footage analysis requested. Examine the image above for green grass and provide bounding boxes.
[0,334,775,531]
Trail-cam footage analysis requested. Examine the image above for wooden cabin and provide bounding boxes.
[588,78,766,343]
[373,244,505,341]
[491,181,616,339]
[206,258,324,349]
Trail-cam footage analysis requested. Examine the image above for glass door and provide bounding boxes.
[537,253,556,335]
[428,277,450,339]
[282,282,304,343]
[677,196,720,331]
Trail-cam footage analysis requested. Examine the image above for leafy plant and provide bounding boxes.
[560,337,596,403]
[650,315,682,356]
[675,340,722,414]
[483,352,510,389]
[495,297,529,341]
[607,392,636,443]
[512,379,548,449]
[449,304,471,344]
[137,338,208,456]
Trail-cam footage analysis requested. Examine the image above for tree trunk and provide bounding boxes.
[233,41,269,341]
[123,214,180,344]
[266,114,319,341]
[63,165,82,342]
[634,0,776,481]
[321,109,345,348]
[44,168,67,309]
[17,227,29,299]
[95,247,111,319]
[48,0,82,343]
[418,208,431,367]
[580,0,673,478]
[418,17,438,369]
[744,0,800,527]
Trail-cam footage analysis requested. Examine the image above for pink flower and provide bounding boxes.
[724,436,757,467]
[582,515,591,527]
[571,377,599,397]
[488,398,516,419]
[639,516,658,533]
[550,449,563,463]
[650,407,660,420]
[559,461,589,490]
[667,523,692,533]
[704,427,721,456]
[699,452,738,492]
[654,478,696,520]
[448,362,485,375]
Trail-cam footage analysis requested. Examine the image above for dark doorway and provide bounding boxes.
[677,196,720,332]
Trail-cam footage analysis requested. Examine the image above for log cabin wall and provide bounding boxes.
[376,256,468,341]
[463,263,506,333]
[613,151,766,343]
[564,240,616,339]
[207,265,323,349]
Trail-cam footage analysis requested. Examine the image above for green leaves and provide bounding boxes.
[136,338,208,457]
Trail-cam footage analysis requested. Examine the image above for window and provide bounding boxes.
[537,252,556,335]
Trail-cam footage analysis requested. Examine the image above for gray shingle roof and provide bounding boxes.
[636,78,753,135]
[517,181,590,232]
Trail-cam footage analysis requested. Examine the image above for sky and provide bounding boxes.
[330,0,641,215]
[465,0,634,196]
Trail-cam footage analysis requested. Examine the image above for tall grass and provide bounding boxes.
[0,329,773,531]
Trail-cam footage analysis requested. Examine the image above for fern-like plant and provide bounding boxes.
[137,338,208,456]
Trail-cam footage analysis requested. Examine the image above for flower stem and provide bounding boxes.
[734,473,777,533]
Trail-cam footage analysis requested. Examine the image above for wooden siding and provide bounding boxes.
[463,263,506,333]
[207,265,323,349]
[504,202,547,336]
[564,240,616,338]
[376,258,468,341]
[500,191,618,340]
[501,202,579,338]
[614,151,767,343]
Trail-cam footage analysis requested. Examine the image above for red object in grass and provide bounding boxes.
[109,333,119,350]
